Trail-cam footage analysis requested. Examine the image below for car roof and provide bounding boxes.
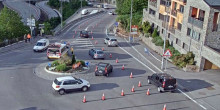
[156,73,175,79]
[56,76,75,81]
[98,62,110,66]
[38,39,48,43]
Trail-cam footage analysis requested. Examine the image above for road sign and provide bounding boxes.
[131,25,138,34]
[163,49,172,57]
[85,61,90,67]
[48,63,51,67]
[27,18,35,26]
[144,48,149,54]
[115,22,118,27]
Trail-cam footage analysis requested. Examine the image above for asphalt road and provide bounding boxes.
[36,1,58,19]
[3,0,40,24]
[0,9,209,110]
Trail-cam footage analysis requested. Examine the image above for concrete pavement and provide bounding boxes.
[36,1,58,19]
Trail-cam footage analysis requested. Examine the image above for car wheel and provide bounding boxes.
[58,89,65,95]
[95,74,98,76]
[82,86,88,92]
[147,79,151,84]
[157,87,161,93]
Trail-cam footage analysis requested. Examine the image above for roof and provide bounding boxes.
[38,39,48,43]
[56,76,75,81]
[156,73,174,79]
[98,62,109,67]
[204,0,220,6]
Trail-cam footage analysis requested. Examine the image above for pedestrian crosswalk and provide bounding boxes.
[70,38,94,48]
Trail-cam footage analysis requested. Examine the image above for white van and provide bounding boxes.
[81,9,88,15]
[47,42,67,60]
[33,39,49,52]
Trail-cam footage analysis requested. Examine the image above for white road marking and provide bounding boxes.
[105,29,208,110]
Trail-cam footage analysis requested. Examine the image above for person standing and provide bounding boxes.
[27,34,31,42]
[71,46,74,55]
[24,34,27,43]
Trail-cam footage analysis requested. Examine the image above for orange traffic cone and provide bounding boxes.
[130,72,133,78]
[109,53,112,58]
[95,41,98,44]
[163,104,166,110]
[102,47,104,51]
[82,95,86,103]
[138,81,142,87]
[92,36,94,40]
[131,85,135,92]
[116,58,118,63]
[146,89,150,95]
[122,65,125,70]
[121,89,125,96]
[102,93,105,100]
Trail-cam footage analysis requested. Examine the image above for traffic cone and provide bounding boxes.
[92,36,94,40]
[102,47,104,51]
[102,93,105,100]
[131,85,135,92]
[130,72,133,78]
[121,89,125,96]
[116,58,118,63]
[75,30,77,34]
[163,104,166,110]
[95,41,98,44]
[109,53,112,58]
[91,31,93,34]
[122,65,125,70]
[82,95,86,103]
[138,81,142,87]
[146,89,150,95]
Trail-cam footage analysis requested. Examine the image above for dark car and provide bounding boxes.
[89,49,105,59]
[95,62,113,77]
[147,73,177,92]
[80,30,89,38]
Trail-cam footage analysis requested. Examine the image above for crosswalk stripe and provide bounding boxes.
[75,45,94,47]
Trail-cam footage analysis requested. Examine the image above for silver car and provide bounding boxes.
[89,49,105,59]
[104,37,110,44]
[107,38,118,47]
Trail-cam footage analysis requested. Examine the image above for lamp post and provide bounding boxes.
[129,0,133,43]
[60,0,63,29]
[161,0,170,70]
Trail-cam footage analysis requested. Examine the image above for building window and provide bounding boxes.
[168,33,170,38]
[162,29,164,34]
[176,38,181,46]
[160,0,171,6]
[187,27,201,41]
[177,23,182,31]
[179,5,184,13]
[182,43,188,50]
[149,8,156,16]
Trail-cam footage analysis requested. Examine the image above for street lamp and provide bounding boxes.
[60,0,63,28]
[129,0,133,42]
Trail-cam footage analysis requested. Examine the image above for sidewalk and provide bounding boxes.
[113,29,220,110]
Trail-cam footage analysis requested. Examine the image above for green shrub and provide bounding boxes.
[76,60,85,66]
[56,64,67,71]
[142,21,152,34]
[155,36,164,47]
[152,29,158,38]
[165,40,170,48]
[52,60,59,67]
[172,52,195,68]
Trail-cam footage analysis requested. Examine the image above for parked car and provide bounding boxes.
[52,76,90,95]
[81,9,89,15]
[80,30,89,38]
[147,73,177,92]
[107,38,118,47]
[89,49,105,59]
[95,62,113,76]
[33,39,49,52]
[108,11,114,15]
[104,37,110,44]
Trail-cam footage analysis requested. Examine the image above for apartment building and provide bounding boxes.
[143,0,220,71]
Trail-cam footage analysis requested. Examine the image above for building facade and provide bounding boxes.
[143,0,220,71]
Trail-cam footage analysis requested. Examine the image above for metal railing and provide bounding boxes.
[188,17,204,29]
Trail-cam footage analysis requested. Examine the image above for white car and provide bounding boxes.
[104,37,110,44]
[107,38,118,47]
[33,39,49,52]
[108,11,114,15]
[81,9,89,15]
[52,76,90,95]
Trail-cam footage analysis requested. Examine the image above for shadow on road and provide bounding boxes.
[110,68,147,77]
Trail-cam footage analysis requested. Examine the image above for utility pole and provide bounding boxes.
[61,0,63,29]
[81,0,82,19]
[29,0,32,37]
[129,0,133,43]
[161,0,170,70]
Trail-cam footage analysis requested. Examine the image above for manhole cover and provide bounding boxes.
[198,92,206,95]
[206,86,215,90]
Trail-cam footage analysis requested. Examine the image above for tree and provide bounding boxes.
[0,7,29,41]
[48,0,60,9]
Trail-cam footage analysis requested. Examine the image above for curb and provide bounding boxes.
[44,65,90,76]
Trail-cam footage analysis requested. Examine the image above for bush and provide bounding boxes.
[155,36,164,47]
[76,60,85,66]
[142,21,151,34]
[152,29,158,38]
[165,40,170,48]
[56,64,67,71]
[172,52,195,68]
[52,60,59,67]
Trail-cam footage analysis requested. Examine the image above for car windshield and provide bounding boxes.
[48,48,59,53]
[98,63,107,70]
[111,39,117,41]
[97,51,104,54]
[36,42,45,46]
[54,79,61,85]
[106,38,109,40]
[81,31,88,34]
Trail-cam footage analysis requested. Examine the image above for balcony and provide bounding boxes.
[149,0,157,8]
[171,10,177,17]
[188,17,204,29]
